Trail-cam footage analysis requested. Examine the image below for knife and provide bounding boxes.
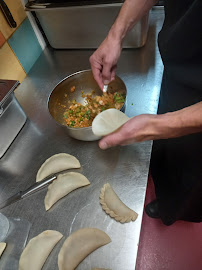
[0,174,57,210]
[0,0,17,28]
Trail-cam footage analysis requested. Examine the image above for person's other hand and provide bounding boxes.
[98,114,162,149]
[89,36,122,90]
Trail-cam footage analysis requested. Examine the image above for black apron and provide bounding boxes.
[150,0,202,225]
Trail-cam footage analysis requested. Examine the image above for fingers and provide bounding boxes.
[102,62,116,85]
[90,55,104,90]
[90,57,116,89]
[98,119,138,150]
[99,130,126,150]
[91,61,116,90]
[98,114,160,150]
[111,66,117,81]
[89,41,120,90]
[92,66,103,90]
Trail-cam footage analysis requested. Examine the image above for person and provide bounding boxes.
[89,0,202,225]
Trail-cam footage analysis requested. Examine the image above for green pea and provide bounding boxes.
[85,110,91,115]
[70,121,75,126]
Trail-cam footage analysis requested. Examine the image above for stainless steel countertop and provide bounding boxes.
[0,8,164,270]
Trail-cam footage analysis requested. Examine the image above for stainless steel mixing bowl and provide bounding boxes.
[48,70,127,141]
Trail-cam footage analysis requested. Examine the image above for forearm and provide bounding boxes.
[156,102,202,139]
[108,0,157,44]
[99,102,202,150]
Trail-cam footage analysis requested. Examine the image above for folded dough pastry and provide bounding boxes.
[0,242,6,257]
[100,183,138,223]
[36,153,81,182]
[19,230,63,270]
[45,172,90,210]
[58,228,111,270]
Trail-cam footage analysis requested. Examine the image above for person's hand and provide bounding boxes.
[99,114,163,149]
[89,0,157,89]
[99,102,202,149]
[89,35,122,90]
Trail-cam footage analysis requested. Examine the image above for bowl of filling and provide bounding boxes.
[48,69,127,141]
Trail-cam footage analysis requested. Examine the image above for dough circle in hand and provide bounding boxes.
[36,153,81,182]
[100,183,138,223]
[58,228,111,270]
[0,242,6,257]
[92,108,129,136]
[45,172,90,210]
[19,230,63,270]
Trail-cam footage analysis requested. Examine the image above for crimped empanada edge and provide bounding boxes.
[99,183,138,223]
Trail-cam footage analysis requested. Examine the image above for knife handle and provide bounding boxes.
[22,175,57,198]
[0,0,17,28]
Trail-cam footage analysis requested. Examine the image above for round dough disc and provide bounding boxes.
[92,109,129,136]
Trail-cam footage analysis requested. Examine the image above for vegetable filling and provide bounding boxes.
[63,89,126,128]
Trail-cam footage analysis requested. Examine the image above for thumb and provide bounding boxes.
[99,131,125,150]
[102,63,113,85]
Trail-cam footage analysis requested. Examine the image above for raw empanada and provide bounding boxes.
[100,183,138,223]
[19,230,63,270]
[0,242,6,257]
[58,228,111,270]
[45,172,90,210]
[92,108,129,136]
[36,153,81,182]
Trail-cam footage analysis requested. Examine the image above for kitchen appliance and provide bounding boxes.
[0,80,27,158]
[25,0,149,49]
[48,69,127,141]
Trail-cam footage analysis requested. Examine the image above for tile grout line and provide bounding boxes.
[7,41,27,75]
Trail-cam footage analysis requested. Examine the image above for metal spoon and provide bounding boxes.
[103,84,108,93]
